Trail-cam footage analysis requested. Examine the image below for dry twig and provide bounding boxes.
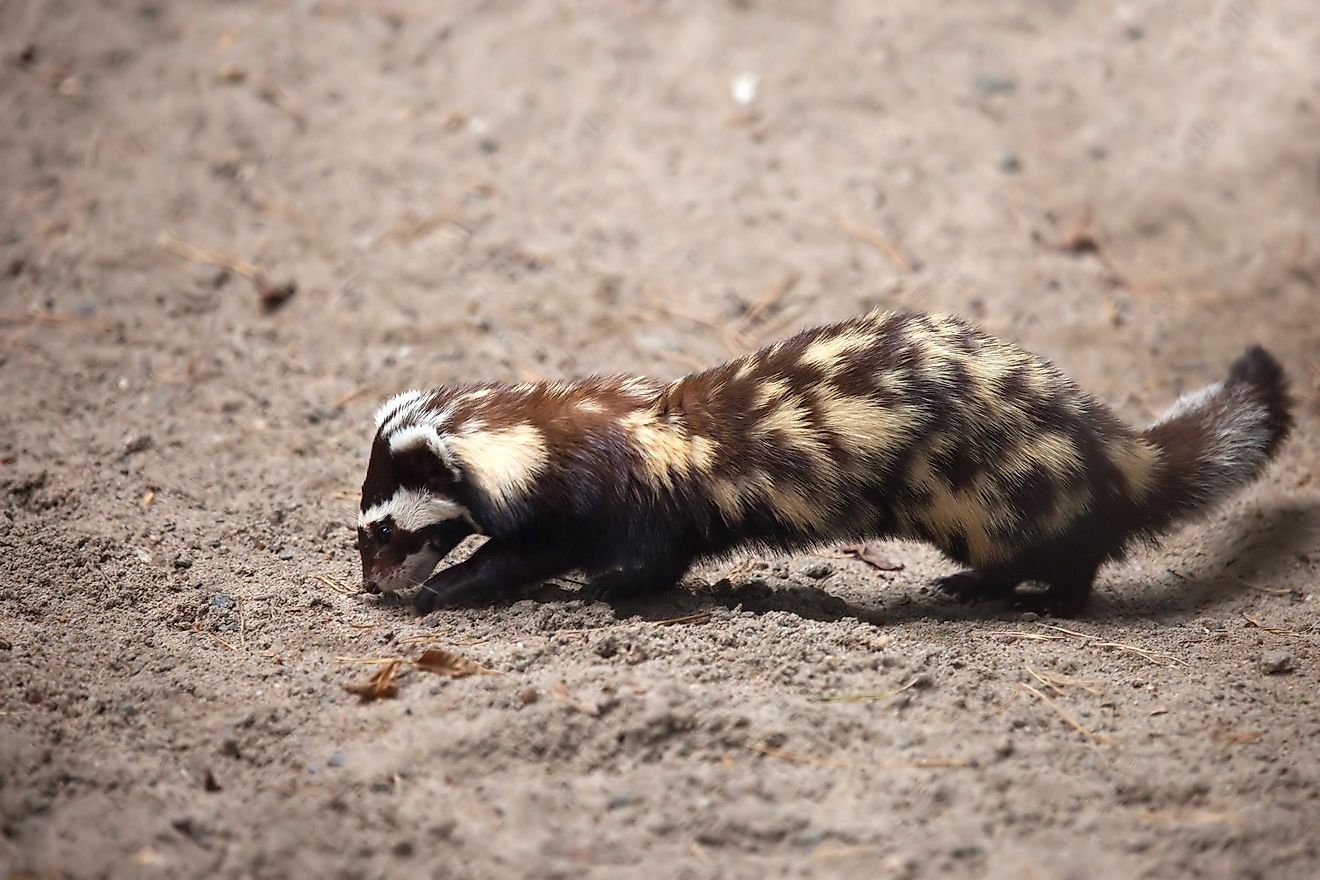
[985,631,1065,642]
[157,231,296,311]
[1239,580,1291,597]
[654,349,709,373]
[312,573,360,597]
[821,676,923,703]
[202,631,239,652]
[1139,809,1240,827]
[0,310,112,333]
[835,215,912,272]
[887,757,976,769]
[1213,730,1265,745]
[1025,666,1102,696]
[1020,683,1106,745]
[159,231,261,279]
[1037,623,1188,667]
[747,742,850,767]
[1241,613,1303,637]
[740,271,800,326]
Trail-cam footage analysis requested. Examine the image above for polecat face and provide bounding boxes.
[357,430,475,594]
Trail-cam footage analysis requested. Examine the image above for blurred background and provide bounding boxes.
[2,2,1318,878]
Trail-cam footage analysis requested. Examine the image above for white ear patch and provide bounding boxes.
[387,424,460,473]
[359,487,470,532]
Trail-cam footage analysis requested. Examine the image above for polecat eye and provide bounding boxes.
[372,522,395,546]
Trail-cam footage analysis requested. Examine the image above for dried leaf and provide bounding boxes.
[837,544,904,571]
[345,660,400,700]
[412,648,488,678]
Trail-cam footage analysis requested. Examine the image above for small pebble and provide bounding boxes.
[606,791,640,810]
[209,594,236,611]
[1019,611,1040,622]
[219,727,240,758]
[731,71,760,105]
[305,407,342,425]
[994,738,1015,759]
[973,73,1016,95]
[123,433,153,454]
[909,672,934,689]
[517,687,539,705]
[173,552,193,570]
[802,562,834,580]
[327,751,346,768]
[1260,650,1294,675]
[202,768,222,792]
[995,151,1022,173]
[594,635,620,659]
[791,830,827,848]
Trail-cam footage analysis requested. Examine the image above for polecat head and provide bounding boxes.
[357,392,477,595]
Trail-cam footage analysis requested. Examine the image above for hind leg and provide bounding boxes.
[587,549,694,603]
[1009,560,1101,617]
[933,564,1023,604]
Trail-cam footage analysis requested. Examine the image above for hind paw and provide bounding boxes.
[933,569,1018,604]
[1009,586,1090,618]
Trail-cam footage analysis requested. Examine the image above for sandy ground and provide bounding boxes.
[2,1,1319,877]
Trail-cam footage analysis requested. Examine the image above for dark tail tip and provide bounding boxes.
[1227,345,1293,455]
[1228,345,1283,388]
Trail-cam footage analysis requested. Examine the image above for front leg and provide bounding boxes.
[415,538,577,615]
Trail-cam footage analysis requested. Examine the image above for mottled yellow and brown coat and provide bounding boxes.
[357,310,1293,615]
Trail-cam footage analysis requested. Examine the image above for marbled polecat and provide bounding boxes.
[356,310,1292,615]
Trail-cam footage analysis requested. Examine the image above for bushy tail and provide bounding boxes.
[1140,346,1293,533]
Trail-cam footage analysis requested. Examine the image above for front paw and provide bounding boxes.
[413,577,481,615]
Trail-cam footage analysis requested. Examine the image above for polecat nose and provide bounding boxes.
[362,580,382,595]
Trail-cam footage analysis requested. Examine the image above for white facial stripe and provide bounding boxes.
[375,389,428,432]
[358,486,469,532]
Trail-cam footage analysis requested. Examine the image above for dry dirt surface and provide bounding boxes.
[3,2,1319,878]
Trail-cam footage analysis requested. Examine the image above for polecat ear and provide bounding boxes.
[388,425,462,494]
[412,445,461,495]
